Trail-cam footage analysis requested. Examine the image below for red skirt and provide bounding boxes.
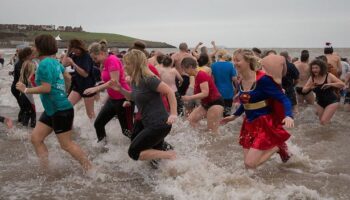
[239,114,290,150]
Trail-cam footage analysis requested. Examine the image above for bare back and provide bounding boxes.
[294,61,310,87]
[261,54,286,85]
[158,67,179,92]
[171,51,194,75]
[326,54,342,77]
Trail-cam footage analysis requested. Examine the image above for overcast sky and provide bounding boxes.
[1,0,349,48]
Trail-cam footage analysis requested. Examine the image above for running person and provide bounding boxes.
[212,50,238,116]
[302,59,345,125]
[84,41,133,146]
[294,50,315,105]
[111,49,177,162]
[181,57,224,134]
[222,49,294,169]
[18,60,37,127]
[62,39,96,119]
[16,34,92,172]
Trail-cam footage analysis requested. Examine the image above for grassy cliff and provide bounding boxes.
[0,31,175,48]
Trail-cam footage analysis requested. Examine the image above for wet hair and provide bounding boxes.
[181,57,197,69]
[252,47,262,54]
[179,43,188,51]
[123,49,151,86]
[279,51,289,60]
[156,54,165,65]
[300,50,309,62]
[262,49,277,58]
[217,49,228,60]
[128,41,149,57]
[34,34,58,56]
[292,57,299,63]
[18,47,33,61]
[162,55,173,67]
[68,39,87,53]
[197,53,209,66]
[316,55,327,63]
[233,49,258,71]
[309,59,328,77]
[324,42,333,54]
[341,57,348,62]
[89,40,109,55]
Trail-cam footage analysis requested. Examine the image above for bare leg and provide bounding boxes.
[206,105,224,133]
[31,122,52,170]
[187,105,207,128]
[139,149,176,160]
[315,104,324,120]
[68,90,82,106]
[83,96,96,119]
[305,93,315,105]
[320,103,339,125]
[56,130,92,172]
[244,147,279,169]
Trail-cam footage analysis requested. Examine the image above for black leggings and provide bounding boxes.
[94,98,133,141]
[11,84,24,121]
[19,93,36,127]
[128,121,171,160]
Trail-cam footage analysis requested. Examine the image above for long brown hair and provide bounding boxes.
[20,60,36,84]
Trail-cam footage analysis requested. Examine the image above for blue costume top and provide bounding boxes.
[233,71,293,122]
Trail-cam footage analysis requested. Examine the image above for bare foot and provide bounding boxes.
[4,117,13,129]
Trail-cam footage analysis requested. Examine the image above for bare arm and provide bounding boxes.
[84,71,120,95]
[328,73,345,88]
[17,81,51,94]
[174,69,183,84]
[302,77,314,93]
[157,82,177,116]
[209,41,218,58]
[183,82,209,101]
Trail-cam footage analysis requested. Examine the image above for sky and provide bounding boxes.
[0,0,349,48]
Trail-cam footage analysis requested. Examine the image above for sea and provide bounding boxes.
[0,48,350,200]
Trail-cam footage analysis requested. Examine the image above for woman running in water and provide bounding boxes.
[181,57,224,134]
[111,49,177,161]
[16,34,93,173]
[302,59,345,125]
[84,41,133,146]
[62,39,96,119]
[221,49,294,169]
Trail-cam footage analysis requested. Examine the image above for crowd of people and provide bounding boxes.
[1,34,349,175]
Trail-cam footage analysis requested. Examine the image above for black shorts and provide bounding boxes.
[295,86,312,96]
[176,75,190,96]
[39,108,74,134]
[285,87,297,106]
[71,85,95,98]
[201,98,225,110]
[344,91,350,104]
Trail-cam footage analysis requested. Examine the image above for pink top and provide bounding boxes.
[102,55,130,99]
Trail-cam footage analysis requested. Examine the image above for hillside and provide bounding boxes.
[0,30,175,48]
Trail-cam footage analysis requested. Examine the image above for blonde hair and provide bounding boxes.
[123,49,152,86]
[233,49,258,71]
[88,40,108,55]
[20,60,36,84]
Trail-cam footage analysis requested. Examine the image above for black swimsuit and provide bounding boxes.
[312,73,339,108]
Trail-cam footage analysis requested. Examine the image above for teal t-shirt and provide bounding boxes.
[35,57,72,116]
